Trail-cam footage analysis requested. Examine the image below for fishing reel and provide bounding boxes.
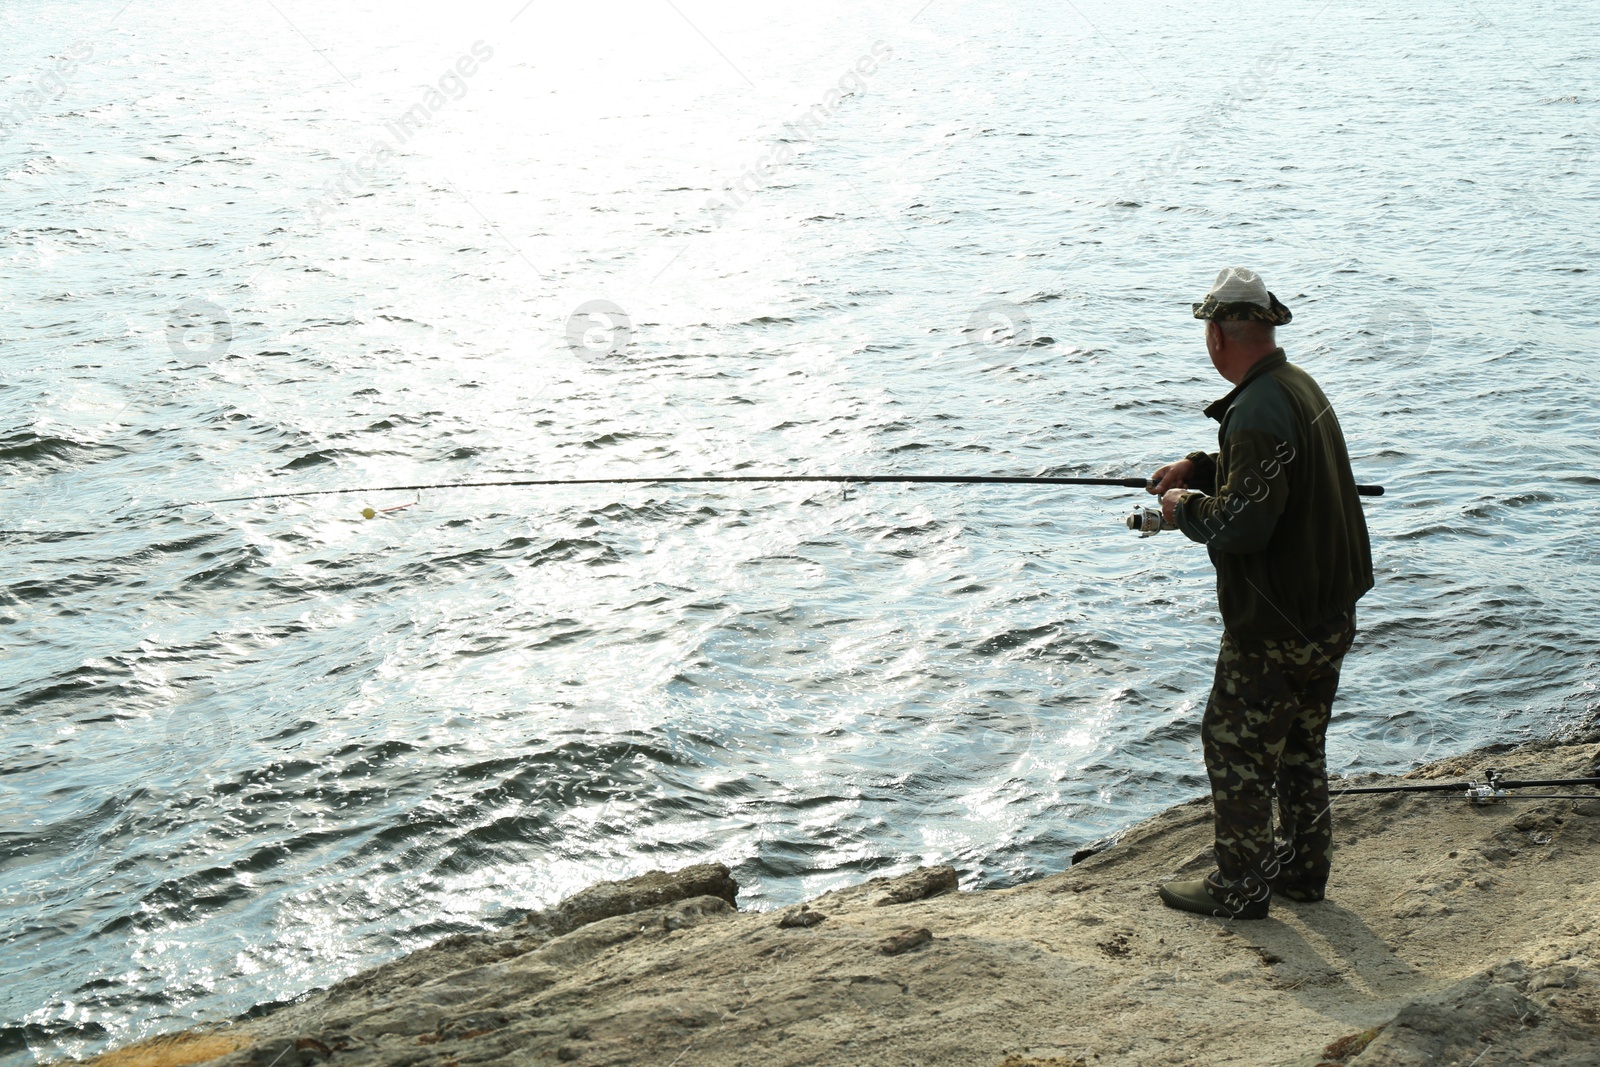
[1127,506,1177,537]
[1465,768,1508,805]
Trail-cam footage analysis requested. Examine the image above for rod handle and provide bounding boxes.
[1144,478,1385,497]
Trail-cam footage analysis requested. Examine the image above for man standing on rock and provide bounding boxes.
[1147,267,1374,920]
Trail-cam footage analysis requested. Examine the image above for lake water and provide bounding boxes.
[3,0,1598,1060]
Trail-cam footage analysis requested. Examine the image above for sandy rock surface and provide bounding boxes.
[72,737,1600,1067]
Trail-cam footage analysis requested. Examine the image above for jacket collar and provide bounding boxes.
[1203,348,1287,422]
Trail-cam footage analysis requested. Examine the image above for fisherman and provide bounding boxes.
[1147,267,1374,920]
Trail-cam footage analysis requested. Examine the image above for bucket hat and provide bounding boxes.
[1192,267,1293,325]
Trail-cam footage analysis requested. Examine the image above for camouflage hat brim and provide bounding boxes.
[1192,292,1293,325]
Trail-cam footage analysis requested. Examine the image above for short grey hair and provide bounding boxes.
[1215,319,1276,346]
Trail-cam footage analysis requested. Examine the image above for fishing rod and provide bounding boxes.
[1331,769,1600,804]
[169,473,1387,511]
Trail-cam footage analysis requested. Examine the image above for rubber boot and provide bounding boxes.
[1158,875,1269,920]
[1266,842,1326,903]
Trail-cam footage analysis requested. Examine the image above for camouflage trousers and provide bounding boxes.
[1201,607,1357,904]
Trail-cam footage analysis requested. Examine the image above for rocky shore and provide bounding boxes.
[74,723,1600,1067]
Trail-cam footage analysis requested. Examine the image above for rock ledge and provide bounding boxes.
[71,739,1600,1067]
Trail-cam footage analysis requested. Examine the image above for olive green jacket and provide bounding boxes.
[1174,349,1373,640]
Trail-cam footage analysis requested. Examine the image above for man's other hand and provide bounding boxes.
[1161,488,1186,525]
[1150,458,1195,495]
